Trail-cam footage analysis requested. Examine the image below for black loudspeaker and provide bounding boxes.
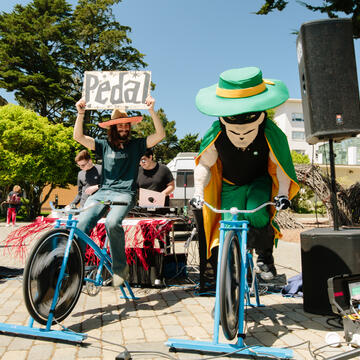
[297,19,360,145]
[300,228,360,315]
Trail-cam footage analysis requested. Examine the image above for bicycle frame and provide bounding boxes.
[166,202,293,359]
[213,216,261,345]
[52,214,138,304]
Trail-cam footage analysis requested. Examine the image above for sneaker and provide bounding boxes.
[112,264,129,287]
[5,224,10,227]
[258,263,277,281]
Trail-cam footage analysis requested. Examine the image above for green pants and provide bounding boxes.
[221,174,272,228]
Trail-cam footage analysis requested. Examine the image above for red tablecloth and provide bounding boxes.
[88,218,174,270]
[5,216,175,270]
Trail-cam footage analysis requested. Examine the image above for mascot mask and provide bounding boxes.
[219,112,265,149]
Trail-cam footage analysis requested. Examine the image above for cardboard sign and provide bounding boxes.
[83,71,151,110]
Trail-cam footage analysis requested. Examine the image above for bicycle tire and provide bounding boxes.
[219,230,241,340]
[23,229,84,325]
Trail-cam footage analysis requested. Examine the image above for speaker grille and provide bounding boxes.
[297,19,360,145]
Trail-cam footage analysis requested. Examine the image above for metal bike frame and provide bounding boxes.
[166,212,293,359]
[0,213,137,343]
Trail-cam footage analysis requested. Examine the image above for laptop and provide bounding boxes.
[138,188,166,207]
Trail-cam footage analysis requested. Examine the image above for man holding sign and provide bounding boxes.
[73,91,165,287]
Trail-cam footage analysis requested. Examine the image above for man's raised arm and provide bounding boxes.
[73,98,95,150]
[145,95,165,148]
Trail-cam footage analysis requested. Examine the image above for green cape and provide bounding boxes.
[196,119,299,259]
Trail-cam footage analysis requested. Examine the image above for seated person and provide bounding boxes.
[137,148,175,206]
[70,149,102,208]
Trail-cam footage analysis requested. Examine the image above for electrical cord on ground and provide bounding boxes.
[282,339,356,360]
[326,316,343,329]
[119,349,177,359]
[55,317,275,360]
[312,341,351,360]
[275,263,301,274]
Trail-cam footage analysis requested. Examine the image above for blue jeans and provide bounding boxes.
[76,189,135,274]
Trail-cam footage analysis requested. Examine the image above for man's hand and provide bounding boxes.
[76,98,86,114]
[85,185,99,195]
[274,195,291,210]
[145,95,155,111]
[190,195,204,209]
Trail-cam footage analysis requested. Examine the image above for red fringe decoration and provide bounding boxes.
[5,217,174,270]
[4,217,56,263]
[86,219,174,270]
[85,224,108,266]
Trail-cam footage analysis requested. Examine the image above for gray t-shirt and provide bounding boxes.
[71,164,102,207]
[95,138,147,194]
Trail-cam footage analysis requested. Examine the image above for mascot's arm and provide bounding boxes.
[194,144,218,199]
[269,152,290,197]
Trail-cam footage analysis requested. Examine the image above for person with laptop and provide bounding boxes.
[137,148,174,206]
[73,95,165,287]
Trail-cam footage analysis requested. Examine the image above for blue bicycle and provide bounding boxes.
[22,200,135,327]
[167,200,293,359]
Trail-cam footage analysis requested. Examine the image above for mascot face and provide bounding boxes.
[220,112,265,149]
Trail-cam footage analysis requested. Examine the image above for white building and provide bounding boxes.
[274,98,360,165]
[274,98,321,163]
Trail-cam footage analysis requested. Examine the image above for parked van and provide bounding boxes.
[167,152,197,208]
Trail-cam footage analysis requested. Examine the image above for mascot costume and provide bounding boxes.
[190,67,299,281]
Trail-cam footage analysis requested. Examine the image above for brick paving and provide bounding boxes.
[0,222,356,359]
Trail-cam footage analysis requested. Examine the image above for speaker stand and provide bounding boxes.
[329,139,340,230]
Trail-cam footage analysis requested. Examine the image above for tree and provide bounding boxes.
[0,104,80,219]
[0,96,7,106]
[178,133,201,153]
[132,109,179,163]
[0,0,147,129]
[291,150,310,164]
[0,0,75,121]
[256,1,360,38]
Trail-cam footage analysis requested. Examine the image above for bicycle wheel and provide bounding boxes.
[23,229,84,325]
[219,230,241,340]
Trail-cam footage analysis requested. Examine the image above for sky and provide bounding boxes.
[0,0,359,139]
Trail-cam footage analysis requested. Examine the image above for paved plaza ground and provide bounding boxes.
[0,219,358,360]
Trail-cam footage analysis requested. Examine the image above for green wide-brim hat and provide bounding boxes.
[196,67,289,117]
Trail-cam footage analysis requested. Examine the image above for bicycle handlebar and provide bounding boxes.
[49,200,128,217]
[203,200,275,215]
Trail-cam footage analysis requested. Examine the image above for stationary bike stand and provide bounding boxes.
[0,224,137,343]
[166,220,293,359]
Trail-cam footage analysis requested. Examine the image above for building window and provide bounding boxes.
[292,131,305,140]
[292,113,304,122]
[176,170,194,187]
[294,149,305,155]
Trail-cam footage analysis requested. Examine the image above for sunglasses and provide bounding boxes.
[222,112,263,124]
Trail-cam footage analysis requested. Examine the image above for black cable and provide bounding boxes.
[312,341,350,360]
[121,350,177,359]
[326,316,343,329]
[200,345,258,360]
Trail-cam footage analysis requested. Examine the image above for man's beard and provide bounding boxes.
[118,131,130,142]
